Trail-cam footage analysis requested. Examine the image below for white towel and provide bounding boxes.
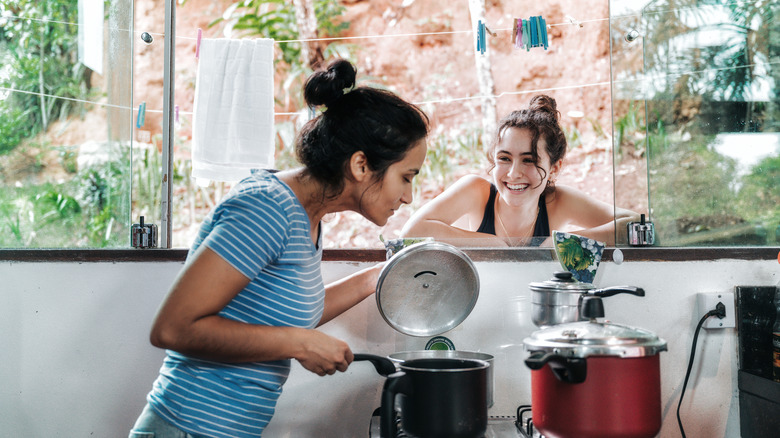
[192,38,275,182]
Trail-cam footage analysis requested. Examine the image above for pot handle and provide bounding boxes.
[353,353,397,377]
[524,351,587,384]
[590,286,645,298]
[380,373,411,438]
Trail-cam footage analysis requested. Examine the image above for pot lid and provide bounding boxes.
[522,320,667,358]
[529,271,596,293]
[376,241,479,337]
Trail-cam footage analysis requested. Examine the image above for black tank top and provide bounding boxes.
[476,184,550,241]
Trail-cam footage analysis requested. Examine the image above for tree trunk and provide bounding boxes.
[292,0,325,69]
[467,0,497,150]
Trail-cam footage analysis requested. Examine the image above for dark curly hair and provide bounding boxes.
[486,94,567,195]
[296,59,429,199]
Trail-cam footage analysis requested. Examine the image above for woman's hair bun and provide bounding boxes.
[528,94,559,120]
[304,59,357,107]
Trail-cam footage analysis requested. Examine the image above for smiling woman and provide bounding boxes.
[401,95,639,247]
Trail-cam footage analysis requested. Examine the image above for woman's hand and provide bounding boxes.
[293,329,354,376]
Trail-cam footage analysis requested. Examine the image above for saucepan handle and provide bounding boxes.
[353,353,397,377]
[591,286,645,298]
[525,351,588,384]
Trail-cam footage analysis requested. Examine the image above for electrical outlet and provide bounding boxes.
[696,292,736,329]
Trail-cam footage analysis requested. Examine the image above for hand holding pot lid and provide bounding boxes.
[375,241,479,336]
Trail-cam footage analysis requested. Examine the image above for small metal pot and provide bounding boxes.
[388,350,495,408]
[530,271,645,327]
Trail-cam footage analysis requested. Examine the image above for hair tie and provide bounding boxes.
[342,85,355,95]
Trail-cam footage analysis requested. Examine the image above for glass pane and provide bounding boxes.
[0,0,133,248]
[170,1,625,249]
[611,0,780,246]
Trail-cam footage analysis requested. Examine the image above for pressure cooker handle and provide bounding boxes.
[525,351,588,384]
[590,285,645,298]
[353,353,397,377]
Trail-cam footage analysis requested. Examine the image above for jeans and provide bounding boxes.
[129,403,200,438]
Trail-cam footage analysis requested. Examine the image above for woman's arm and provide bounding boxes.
[149,245,352,375]
[550,185,640,245]
[401,175,508,246]
[318,263,383,326]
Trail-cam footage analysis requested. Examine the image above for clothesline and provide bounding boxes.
[1,0,757,43]
[5,59,775,119]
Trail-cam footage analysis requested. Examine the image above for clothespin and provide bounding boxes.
[174,104,180,127]
[195,28,202,59]
[476,20,497,55]
[522,19,530,51]
[136,102,146,129]
[484,24,497,38]
[514,16,549,52]
[566,15,583,28]
[512,18,522,49]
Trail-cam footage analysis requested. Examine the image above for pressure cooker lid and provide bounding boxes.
[529,271,595,293]
[523,320,667,358]
[376,241,479,337]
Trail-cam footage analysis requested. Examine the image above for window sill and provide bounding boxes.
[0,247,777,263]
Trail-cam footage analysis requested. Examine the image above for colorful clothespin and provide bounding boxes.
[515,15,549,51]
[174,104,180,127]
[476,20,486,54]
[513,18,523,49]
[136,102,146,129]
[476,20,496,55]
[195,28,202,59]
[522,19,530,51]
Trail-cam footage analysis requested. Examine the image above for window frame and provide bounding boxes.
[1,247,777,263]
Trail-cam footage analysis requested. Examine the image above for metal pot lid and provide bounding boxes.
[376,241,479,337]
[522,320,667,358]
[529,271,596,293]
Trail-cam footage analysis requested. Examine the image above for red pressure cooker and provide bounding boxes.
[523,296,668,438]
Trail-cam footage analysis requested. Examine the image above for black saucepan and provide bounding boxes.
[355,353,489,438]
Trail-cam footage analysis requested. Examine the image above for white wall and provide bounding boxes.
[1,257,777,437]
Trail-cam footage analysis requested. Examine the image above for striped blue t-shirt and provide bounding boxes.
[147,169,325,437]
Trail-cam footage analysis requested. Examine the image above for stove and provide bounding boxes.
[368,405,544,438]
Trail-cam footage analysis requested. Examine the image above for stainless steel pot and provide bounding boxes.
[388,350,495,408]
[530,271,645,327]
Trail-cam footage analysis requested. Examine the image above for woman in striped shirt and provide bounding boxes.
[129,59,429,438]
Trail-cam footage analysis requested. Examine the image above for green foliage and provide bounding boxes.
[614,100,645,157]
[415,125,484,207]
[211,0,349,66]
[0,0,91,155]
[736,155,780,225]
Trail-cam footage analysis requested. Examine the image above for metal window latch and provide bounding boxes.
[627,214,655,246]
[131,216,158,249]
